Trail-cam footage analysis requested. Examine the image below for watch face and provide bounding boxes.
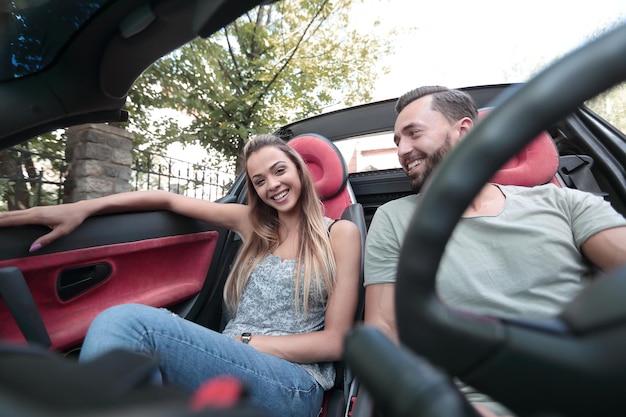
[242,332,252,344]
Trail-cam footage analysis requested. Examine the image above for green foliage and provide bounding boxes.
[26,131,67,163]
[126,0,390,172]
[0,131,66,210]
[0,180,11,211]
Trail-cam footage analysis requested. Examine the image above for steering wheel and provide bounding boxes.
[346,22,626,417]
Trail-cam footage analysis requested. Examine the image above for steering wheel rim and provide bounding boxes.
[395,21,626,377]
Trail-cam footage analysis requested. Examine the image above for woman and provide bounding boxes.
[0,134,361,417]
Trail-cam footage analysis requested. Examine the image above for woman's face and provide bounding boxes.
[246,146,303,215]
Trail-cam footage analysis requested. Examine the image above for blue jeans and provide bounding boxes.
[79,303,324,417]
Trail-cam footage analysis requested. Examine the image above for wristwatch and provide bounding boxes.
[241,332,252,344]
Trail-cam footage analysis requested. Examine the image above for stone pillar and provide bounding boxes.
[64,124,133,202]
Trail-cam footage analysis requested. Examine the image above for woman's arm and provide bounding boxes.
[0,190,252,250]
[246,219,362,363]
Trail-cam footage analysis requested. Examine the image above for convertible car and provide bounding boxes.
[1,1,625,416]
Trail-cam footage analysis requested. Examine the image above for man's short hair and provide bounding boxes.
[395,86,478,123]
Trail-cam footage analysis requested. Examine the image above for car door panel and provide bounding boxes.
[0,210,226,352]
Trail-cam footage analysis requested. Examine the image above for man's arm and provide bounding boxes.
[582,226,626,272]
[362,199,412,343]
[364,283,399,343]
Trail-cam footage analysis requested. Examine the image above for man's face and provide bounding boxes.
[393,95,463,192]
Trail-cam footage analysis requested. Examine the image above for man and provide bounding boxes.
[363,86,626,417]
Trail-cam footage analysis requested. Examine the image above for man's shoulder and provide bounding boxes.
[499,183,597,201]
[377,193,420,212]
[368,194,419,234]
[498,183,558,194]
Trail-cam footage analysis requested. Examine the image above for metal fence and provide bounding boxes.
[0,147,234,210]
[0,147,66,210]
[132,150,234,202]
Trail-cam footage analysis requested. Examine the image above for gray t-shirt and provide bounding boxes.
[364,184,626,415]
[365,184,626,318]
[223,219,335,390]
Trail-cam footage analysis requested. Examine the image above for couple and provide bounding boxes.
[1,86,625,417]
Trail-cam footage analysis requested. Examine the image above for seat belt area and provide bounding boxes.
[558,155,609,199]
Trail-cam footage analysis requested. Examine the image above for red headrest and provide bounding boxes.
[287,133,348,200]
[480,109,560,186]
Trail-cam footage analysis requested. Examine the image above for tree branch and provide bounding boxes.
[250,0,332,113]
[224,26,243,90]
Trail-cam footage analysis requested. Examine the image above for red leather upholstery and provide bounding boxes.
[0,232,218,350]
[479,109,560,186]
[287,133,353,219]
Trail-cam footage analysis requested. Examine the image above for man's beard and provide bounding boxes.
[408,133,452,193]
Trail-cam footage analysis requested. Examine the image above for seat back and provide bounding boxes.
[480,109,608,200]
[287,133,354,219]
[479,108,560,187]
[287,133,367,417]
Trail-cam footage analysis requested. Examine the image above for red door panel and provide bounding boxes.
[0,231,219,351]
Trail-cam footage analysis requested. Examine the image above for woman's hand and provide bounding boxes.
[0,202,89,252]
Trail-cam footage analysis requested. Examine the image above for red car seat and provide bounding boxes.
[480,108,560,187]
[287,133,366,417]
[287,133,355,219]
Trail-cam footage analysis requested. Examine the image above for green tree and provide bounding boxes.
[0,132,66,210]
[126,0,390,173]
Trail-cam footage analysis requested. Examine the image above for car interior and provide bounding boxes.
[1,1,625,416]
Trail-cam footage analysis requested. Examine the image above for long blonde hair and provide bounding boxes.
[223,134,337,314]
